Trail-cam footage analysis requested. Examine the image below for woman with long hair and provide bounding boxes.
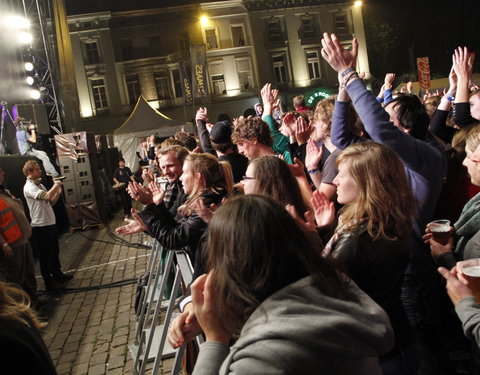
[187,195,393,374]
[117,153,232,260]
[242,155,308,217]
[0,281,56,374]
[321,141,418,375]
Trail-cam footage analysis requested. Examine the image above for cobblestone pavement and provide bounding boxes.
[38,215,176,375]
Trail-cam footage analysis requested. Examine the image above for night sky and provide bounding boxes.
[65,0,480,81]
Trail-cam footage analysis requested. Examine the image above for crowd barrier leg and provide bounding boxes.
[132,250,176,375]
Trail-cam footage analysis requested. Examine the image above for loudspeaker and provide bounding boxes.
[12,104,50,134]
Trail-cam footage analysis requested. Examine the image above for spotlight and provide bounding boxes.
[19,32,33,44]
[31,89,41,100]
[3,15,30,29]
[25,62,34,71]
[26,76,35,85]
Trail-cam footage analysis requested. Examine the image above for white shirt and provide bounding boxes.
[23,178,56,227]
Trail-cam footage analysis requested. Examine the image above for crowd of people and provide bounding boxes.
[2,31,480,375]
[114,34,480,375]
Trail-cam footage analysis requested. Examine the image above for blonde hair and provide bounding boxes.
[179,153,233,216]
[22,160,39,177]
[465,123,480,154]
[336,142,416,240]
[0,281,44,329]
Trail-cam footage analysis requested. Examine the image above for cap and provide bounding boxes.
[210,121,232,144]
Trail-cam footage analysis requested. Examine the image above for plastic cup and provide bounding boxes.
[457,258,480,302]
[427,219,451,245]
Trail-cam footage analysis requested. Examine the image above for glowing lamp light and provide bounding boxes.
[3,16,30,29]
[200,16,209,27]
[19,32,33,44]
[30,89,41,100]
[26,76,35,85]
[354,1,363,5]
[25,62,34,71]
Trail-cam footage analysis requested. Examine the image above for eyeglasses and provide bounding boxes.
[242,176,255,181]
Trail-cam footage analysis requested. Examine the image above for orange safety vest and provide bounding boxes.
[0,197,22,244]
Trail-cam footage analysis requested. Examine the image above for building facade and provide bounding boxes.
[66,0,369,133]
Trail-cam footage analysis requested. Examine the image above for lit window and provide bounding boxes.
[125,74,141,104]
[205,29,219,49]
[211,74,225,95]
[84,41,100,65]
[91,78,108,111]
[306,51,321,79]
[236,58,252,90]
[231,25,246,47]
[272,54,287,83]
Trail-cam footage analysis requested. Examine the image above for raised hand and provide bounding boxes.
[447,66,457,96]
[452,46,474,80]
[148,181,165,205]
[195,198,217,223]
[128,182,154,205]
[196,107,208,122]
[191,272,232,345]
[321,33,358,73]
[115,209,147,235]
[305,138,323,171]
[260,83,275,116]
[384,73,395,89]
[295,116,313,145]
[310,190,335,228]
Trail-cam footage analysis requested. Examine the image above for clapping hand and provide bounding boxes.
[310,190,335,228]
[128,182,154,205]
[115,209,147,235]
[321,33,358,73]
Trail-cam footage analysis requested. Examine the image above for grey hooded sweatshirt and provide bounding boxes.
[193,276,394,375]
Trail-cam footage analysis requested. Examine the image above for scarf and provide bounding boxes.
[454,192,480,257]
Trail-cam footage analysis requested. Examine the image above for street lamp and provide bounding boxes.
[200,15,209,27]
[354,1,363,5]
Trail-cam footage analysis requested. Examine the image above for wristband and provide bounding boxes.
[445,95,455,102]
[343,72,359,87]
[340,67,355,78]
[308,169,320,175]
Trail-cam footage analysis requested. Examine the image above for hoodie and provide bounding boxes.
[193,276,394,375]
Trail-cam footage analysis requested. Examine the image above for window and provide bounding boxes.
[267,19,282,42]
[120,38,133,60]
[154,71,170,99]
[179,32,190,53]
[236,58,252,90]
[231,25,246,47]
[300,16,315,39]
[125,74,141,104]
[272,54,287,83]
[334,13,349,35]
[306,51,321,79]
[91,78,108,110]
[171,69,182,98]
[84,41,100,64]
[211,74,225,95]
[205,29,219,49]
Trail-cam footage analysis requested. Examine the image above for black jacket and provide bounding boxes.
[330,222,414,356]
[138,189,226,261]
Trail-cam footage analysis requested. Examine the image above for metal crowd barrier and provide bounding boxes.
[129,240,203,375]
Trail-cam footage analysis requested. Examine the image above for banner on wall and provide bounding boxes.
[190,44,209,97]
[417,57,431,90]
[179,62,193,105]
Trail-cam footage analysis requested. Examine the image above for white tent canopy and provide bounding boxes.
[112,96,193,171]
